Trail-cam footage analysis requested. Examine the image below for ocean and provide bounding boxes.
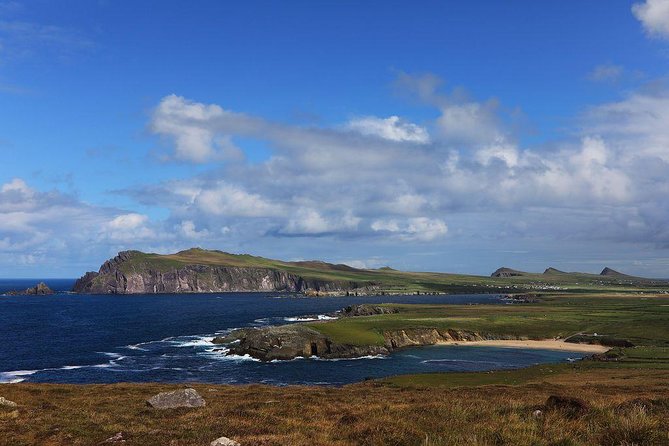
[0,279,583,385]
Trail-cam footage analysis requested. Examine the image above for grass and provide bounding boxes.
[107,248,669,295]
[2,368,669,445]
[307,294,669,347]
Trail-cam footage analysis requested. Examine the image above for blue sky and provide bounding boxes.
[2,0,669,277]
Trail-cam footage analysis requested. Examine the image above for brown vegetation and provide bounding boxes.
[1,367,668,446]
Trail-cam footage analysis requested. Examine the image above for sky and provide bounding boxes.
[2,0,669,278]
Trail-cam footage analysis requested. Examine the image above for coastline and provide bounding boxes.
[436,339,610,353]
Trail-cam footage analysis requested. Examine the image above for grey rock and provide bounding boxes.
[6,282,54,296]
[146,388,205,409]
[0,397,17,408]
[102,432,126,443]
[210,437,241,446]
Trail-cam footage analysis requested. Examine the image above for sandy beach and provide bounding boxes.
[438,339,610,353]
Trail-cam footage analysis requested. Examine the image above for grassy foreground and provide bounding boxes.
[1,363,668,446]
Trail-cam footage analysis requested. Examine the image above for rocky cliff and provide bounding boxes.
[72,250,372,294]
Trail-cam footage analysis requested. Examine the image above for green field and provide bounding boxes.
[307,294,669,347]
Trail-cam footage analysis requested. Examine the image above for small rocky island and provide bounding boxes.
[5,282,55,296]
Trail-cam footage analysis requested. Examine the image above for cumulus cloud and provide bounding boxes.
[633,0,669,39]
[371,217,448,241]
[281,209,361,236]
[151,95,245,162]
[346,116,429,143]
[139,76,669,253]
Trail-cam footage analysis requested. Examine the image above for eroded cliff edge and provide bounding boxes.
[72,250,375,294]
[214,324,521,361]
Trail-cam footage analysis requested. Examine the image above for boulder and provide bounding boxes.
[0,397,17,408]
[545,395,589,418]
[146,388,205,409]
[210,437,241,446]
[102,432,126,443]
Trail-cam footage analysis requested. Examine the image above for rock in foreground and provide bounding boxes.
[0,397,17,408]
[211,437,241,446]
[146,388,205,409]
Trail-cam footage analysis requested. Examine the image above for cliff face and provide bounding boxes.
[72,251,367,294]
[214,325,525,361]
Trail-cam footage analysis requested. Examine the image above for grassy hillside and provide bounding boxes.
[308,294,669,346]
[112,248,669,294]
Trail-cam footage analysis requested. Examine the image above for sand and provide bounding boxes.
[437,339,610,353]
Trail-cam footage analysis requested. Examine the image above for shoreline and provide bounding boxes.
[436,339,610,353]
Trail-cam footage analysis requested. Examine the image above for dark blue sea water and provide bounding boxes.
[0,279,584,385]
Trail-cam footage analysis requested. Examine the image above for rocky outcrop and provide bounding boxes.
[213,325,389,360]
[146,388,205,409]
[214,324,521,361]
[73,251,372,294]
[340,304,400,317]
[6,282,54,296]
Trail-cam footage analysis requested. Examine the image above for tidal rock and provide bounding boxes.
[6,282,54,296]
[210,437,241,446]
[146,388,205,409]
[545,395,589,418]
[0,397,17,408]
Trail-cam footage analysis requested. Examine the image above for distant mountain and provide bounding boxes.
[490,267,528,278]
[600,267,628,277]
[543,267,567,275]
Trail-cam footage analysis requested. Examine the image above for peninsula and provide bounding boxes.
[72,248,668,295]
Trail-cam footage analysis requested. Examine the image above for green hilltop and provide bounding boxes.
[107,248,668,295]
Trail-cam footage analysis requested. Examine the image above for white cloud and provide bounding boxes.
[178,220,210,239]
[633,0,669,39]
[372,217,448,241]
[346,115,429,143]
[282,209,361,235]
[193,181,283,217]
[151,94,242,162]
